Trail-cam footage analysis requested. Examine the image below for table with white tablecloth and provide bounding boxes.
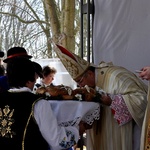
[49,100,100,127]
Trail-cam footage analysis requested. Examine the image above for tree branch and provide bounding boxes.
[0,11,50,25]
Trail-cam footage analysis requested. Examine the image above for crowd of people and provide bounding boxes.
[0,45,150,150]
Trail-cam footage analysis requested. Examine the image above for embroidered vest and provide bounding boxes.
[0,91,48,150]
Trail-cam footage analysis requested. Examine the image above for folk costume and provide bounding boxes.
[0,87,79,150]
[0,88,48,150]
[54,44,148,150]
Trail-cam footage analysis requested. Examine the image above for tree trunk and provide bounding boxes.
[44,0,75,53]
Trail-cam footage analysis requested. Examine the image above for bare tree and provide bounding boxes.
[0,0,48,58]
[0,0,81,59]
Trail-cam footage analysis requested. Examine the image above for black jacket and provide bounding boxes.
[0,91,49,150]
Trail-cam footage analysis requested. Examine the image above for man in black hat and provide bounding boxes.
[0,47,43,92]
[3,47,32,63]
[3,46,43,78]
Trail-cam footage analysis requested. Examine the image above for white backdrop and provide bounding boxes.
[93,0,150,80]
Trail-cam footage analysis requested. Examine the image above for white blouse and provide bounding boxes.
[34,100,100,150]
[34,100,79,150]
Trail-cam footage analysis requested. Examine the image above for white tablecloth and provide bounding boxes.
[49,100,100,127]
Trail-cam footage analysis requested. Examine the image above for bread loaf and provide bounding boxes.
[35,84,101,102]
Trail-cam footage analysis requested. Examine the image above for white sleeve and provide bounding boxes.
[33,100,79,150]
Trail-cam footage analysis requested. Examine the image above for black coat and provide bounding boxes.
[0,91,49,150]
